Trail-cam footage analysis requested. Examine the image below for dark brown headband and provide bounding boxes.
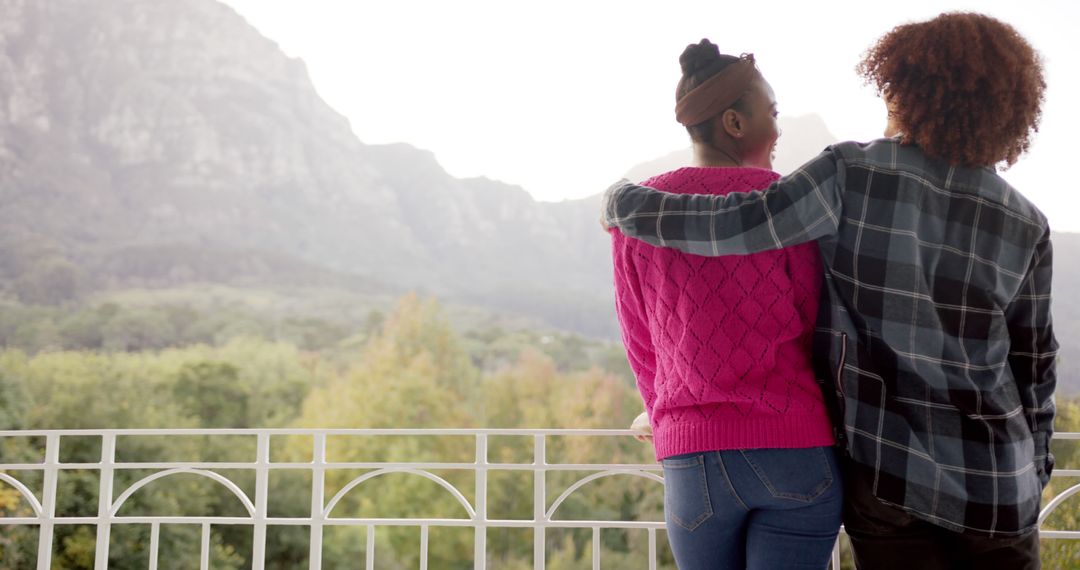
[675,54,759,127]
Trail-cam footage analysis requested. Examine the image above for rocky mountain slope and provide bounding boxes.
[0,0,611,333]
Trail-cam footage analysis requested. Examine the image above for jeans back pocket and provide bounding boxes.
[662,453,713,531]
[740,447,835,503]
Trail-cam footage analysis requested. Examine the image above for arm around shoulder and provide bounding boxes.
[601,149,844,256]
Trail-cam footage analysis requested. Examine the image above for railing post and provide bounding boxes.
[36,433,60,570]
[252,433,270,570]
[474,434,488,570]
[592,527,600,569]
[94,433,117,570]
[366,525,375,570]
[533,435,546,570]
[200,522,211,570]
[149,522,160,570]
[309,433,327,570]
[420,525,429,570]
[648,528,657,570]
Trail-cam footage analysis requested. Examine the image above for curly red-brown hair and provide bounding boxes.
[857,12,1045,168]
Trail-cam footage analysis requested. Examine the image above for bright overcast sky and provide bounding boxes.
[222,0,1080,230]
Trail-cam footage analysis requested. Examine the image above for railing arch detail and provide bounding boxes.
[323,467,477,519]
[0,472,44,516]
[108,467,257,518]
[546,470,664,520]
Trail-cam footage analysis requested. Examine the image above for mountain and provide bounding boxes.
[1,0,1078,392]
[0,0,613,335]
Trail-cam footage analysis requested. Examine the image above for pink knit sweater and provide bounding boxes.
[611,167,835,460]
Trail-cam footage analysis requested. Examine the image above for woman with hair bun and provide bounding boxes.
[611,39,842,569]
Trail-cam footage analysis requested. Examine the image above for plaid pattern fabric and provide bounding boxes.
[603,138,1058,536]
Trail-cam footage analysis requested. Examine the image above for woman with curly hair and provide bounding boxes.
[602,12,1055,570]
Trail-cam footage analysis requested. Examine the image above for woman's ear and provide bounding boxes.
[720,108,744,138]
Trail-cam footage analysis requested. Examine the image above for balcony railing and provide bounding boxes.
[2,429,1079,569]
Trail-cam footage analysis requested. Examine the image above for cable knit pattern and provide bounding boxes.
[611,167,834,460]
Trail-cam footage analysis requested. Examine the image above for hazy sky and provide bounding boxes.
[222,1,1080,230]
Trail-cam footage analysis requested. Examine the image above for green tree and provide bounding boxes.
[280,296,668,568]
[282,295,478,567]
[173,361,248,428]
[0,351,28,430]
[101,309,175,351]
[0,338,323,569]
[13,257,84,306]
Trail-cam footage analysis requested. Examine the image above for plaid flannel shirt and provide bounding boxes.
[603,138,1057,536]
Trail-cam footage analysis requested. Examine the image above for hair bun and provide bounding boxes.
[680,39,721,76]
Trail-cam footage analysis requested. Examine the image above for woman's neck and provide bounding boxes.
[692,142,743,168]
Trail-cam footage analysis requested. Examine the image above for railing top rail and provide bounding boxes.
[4,429,1080,441]
[0,428,644,437]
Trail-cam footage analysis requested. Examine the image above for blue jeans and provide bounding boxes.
[662,447,843,569]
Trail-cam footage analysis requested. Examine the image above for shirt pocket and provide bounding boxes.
[661,453,714,531]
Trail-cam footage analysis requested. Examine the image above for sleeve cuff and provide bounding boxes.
[1034,430,1054,488]
[1039,451,1055,488]
[602,179,631,228]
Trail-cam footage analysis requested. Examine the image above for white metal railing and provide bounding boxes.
[1,429,1079,569]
